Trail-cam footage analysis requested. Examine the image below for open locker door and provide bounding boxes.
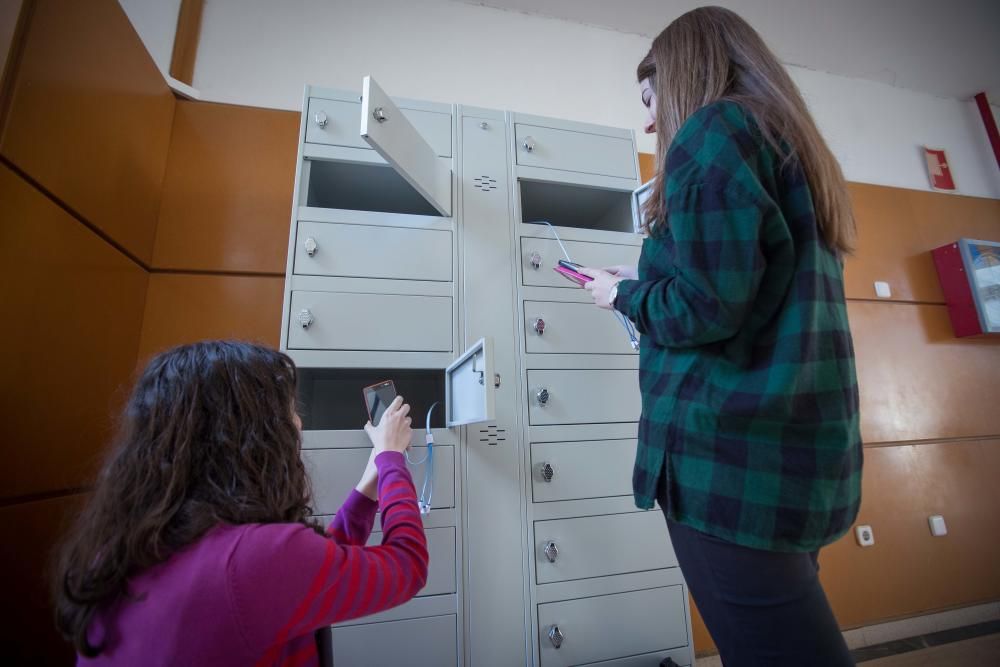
[445,337,496,427]
[360,76,453,216]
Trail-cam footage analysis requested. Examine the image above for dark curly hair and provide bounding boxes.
[53,341,315,656]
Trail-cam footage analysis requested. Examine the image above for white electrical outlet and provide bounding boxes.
[928,515,948,536]
[874,281,892,298]
[855,524,875,547]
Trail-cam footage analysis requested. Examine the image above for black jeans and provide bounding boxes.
[662,515,854,666]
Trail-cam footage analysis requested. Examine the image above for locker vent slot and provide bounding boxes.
[472,175,498,192]
[477,424,506,446]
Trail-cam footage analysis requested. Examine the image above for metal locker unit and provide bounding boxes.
[281,80,694,666]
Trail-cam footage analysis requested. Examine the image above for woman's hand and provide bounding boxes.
[578,267,622,311]
[603,264,638,280]
[355,448,379,500]
[363,395,413,455]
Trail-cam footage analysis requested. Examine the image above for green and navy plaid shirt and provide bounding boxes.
[615,100,862,552]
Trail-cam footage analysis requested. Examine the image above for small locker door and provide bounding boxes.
[445,337,496,427]
[360,76,453,216]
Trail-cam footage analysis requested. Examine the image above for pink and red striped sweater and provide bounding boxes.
[79,451,429,666]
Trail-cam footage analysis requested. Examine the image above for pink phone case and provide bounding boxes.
[553,265,592,286]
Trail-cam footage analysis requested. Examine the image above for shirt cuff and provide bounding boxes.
[614,278,641,317]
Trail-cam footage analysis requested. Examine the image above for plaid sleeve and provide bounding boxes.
[616,182,771,348]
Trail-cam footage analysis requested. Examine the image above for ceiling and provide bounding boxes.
[456,0,1000,101]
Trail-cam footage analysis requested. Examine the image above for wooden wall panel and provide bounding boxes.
[844,183,1000,303]
[137,273,284,361]
[0,165,148,501]
[0,493,86,664]
[153,101,298,273]
[0,0,175,264]
[849,301,1000,444]
[0,0,24,91]
[819,439,1000,628]
[638,151,656,183]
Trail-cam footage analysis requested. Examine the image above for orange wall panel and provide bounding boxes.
[0,0,175,264]
[849,301,1000,444]
[844,183,1000,303]
[153,101,298,273]
[138,273,284,361]
[638,151,656,183]
[0,493,86,664]
[0,165,148,501]
[819,439,1000,628]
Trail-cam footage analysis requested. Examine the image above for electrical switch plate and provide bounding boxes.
[928,515,947,536]
[855,524,875,547]
[874,281,892,298]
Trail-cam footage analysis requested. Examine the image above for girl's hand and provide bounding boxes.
[602,264,638,280]
[578,267,622,311]
[363,396,412,454]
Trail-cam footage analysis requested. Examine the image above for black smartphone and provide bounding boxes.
[558,259,583,271]
[362,380,397,427]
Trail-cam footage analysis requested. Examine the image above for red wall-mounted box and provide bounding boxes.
[931,238,1000,337]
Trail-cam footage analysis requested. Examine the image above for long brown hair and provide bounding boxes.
[53,341,314,657]
[637,6,855,253]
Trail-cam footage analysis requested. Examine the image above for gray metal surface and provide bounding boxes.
[294,221,452,281]
[523,301,637,354]
[330,614,458,666]
[526,369,640,425]
[533,511,677,584]
[536,586,688,667]
[306,96,453,157]
[520,237,640,289]
[367,527,457,596]
[514,123,636,179]
[530,439,636,502]
[303,445,455,515]
[287,291,452,351]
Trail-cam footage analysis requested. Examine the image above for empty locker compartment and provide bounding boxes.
[519,179,634,233]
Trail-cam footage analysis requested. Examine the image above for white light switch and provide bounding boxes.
[874,281,892,298]
[855,524,875,547]
[928,515,947,536]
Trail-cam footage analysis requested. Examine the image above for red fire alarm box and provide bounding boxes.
[932,239,1000,337]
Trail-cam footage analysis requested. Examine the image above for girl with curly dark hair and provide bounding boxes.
[53,340,427,665]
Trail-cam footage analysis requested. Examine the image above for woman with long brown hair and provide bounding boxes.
[581,7,861,665]
[53,341,428,665]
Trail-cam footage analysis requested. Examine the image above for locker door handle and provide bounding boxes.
[303,237,318,257]
[522,136,536,152]
[297,309,314,329]
[528,251,542,270]
[547,624,564,649]
[313,111,328,128]
[539,462,555,482]
[531,318,545,335]
[535,388,550,406]
[543,541,559,562]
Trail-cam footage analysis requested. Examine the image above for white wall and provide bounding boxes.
[118,0,181,81]
[192,0,1000,199]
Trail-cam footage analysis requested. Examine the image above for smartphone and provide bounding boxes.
[362,380,397,427]
[558,259,583,271]
[553,264,592,286]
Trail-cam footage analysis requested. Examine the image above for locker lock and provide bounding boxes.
[522,136,536,153]
[539,462,555,483]
[303,237,318,257]
[543,541,559,562]
[528,251,542,270]
[547,625,564,649]
[297,309,314,329]
[531,318,546,335]
[313,111,328,128]
[535,388,550,406]
[372,107,388,123]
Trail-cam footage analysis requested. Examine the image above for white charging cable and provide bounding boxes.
[525,220,640,350]
[405,402,438,515]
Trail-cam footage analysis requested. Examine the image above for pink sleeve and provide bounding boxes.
[227,453,428,664]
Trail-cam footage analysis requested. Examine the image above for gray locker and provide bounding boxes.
[330,614,457,666]
[514,123,636,179]
[306,96,453,157]
[520,237,640,289]
[523,301,637,354]
[527,369,641,425]
[534,511,677,583]
[537,587,688,667]
[287,291,452,351]
[303,446,455,515]
[530,439,637,502]
[367,527,456,597]
[294,221,452,281]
